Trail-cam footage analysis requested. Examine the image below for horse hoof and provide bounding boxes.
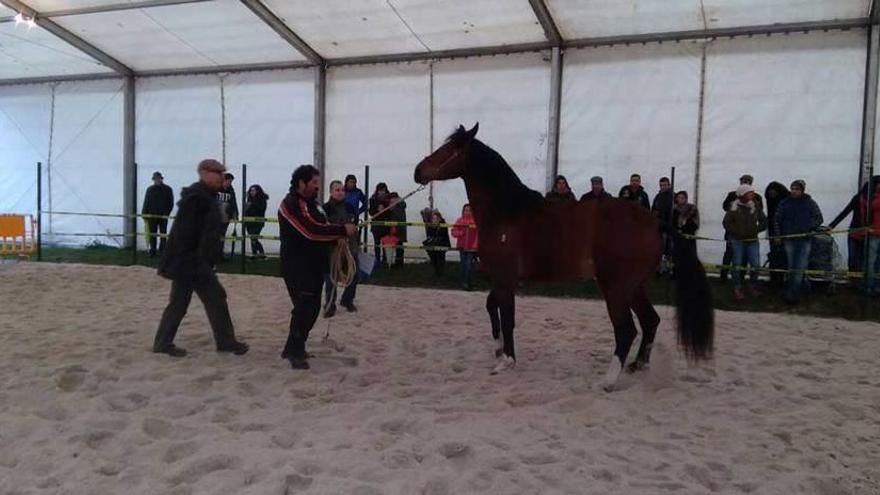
[494,348,504,359]
[490,356,515,375]
[626,361,648,374]
[602,382,616,393]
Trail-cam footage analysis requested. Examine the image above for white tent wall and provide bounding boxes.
[431,52,552,256]
[558,42,703,213]
[48,78,124,246]
[224,68,315,256]
[134,74,222,251]
[699,30,867,267]
[325,62,432,254]
[0,83,50,217]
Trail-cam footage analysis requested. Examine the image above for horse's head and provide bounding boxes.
[414,123,479,185]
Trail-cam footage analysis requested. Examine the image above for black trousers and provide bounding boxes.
[246,223,264,255]
[153,273,238,351]
[146,218,168,255]
[427,250,446,275]
[372,232,387,266]
[282,274,323,360]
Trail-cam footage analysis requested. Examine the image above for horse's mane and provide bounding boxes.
[446,128,544,216]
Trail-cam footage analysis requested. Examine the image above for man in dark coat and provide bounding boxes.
[652,176,675,270]
[279,165,356,369]
[618,173,650,209]
[774,180,823,304]
[216,172,239,258]
[580,176,612,201]
[323,179,360,317]
[142,171,174,257]
[153,159,249,357]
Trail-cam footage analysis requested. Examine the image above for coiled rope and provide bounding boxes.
[328,238,357,288]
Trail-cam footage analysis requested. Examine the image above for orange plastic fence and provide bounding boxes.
[0,214,37,258]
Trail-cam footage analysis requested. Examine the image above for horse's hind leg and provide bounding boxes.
[628,284,660,373]
[603,292,638,391]
[486,290,503,358]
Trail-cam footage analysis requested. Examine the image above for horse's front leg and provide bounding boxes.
[490,286,516,375]
[485,290,503,358]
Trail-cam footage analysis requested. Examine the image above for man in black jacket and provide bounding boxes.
[323,180,360,317]
[142,171,174,257]
[618,174,650,209]
[217,172,239,258]
[153,159,249,357]
[652,177,675,272]
[279,165,356,369]
[580,176,612,201]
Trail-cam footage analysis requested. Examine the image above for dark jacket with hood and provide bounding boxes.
[652,190,674,231]
[142,183,174,217]
[369,193,390,236]
[157,181,224,281]
[774,194,823,237]
[618,185,650,209]
[545,190,576,203]
[387,196,407,242]
[243,188,269,230]
[278,189,347,290]
[764,182,790,239]
[323,197,360,251]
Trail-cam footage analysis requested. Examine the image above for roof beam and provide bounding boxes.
[1,0,214,22]
[0,72,122,86]
[238,0,324,66]
[564,18,870,49]
[136,60,314,77]
[0,0,133,76]
[528,0,562,45]
[872,0,880,24]
[327,41,553,67]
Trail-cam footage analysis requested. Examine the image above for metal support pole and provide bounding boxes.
[861,26,880,293]
[546,46,563,193]
[364,165,370,253]
[36,162,42,261]
[131,163,138,266]
[314,65,327,202]
[241,163,247,274]
[666,166,676,302]
[123,76,136,250]
[693,43,709,208]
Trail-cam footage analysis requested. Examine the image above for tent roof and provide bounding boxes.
[0,0,874,82]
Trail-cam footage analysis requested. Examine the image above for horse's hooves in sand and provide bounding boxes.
[490,356,515,375]
[626,361,649,374]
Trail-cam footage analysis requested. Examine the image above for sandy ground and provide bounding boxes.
[0,262,878,495]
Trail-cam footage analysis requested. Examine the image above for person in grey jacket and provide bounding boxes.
[322,180,360,316]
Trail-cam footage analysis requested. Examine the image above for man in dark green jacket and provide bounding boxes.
[323,180,360,316]
[154,159,249,357]
[723,184,767,299]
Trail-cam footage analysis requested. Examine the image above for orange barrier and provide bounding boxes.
[0,214,37,258]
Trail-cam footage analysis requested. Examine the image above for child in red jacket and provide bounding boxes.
[451,204,478,290]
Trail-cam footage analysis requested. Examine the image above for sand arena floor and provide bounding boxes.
[0,263,878,495]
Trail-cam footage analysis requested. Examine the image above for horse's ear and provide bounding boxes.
[457,124,466,134]
[466,122,479,140]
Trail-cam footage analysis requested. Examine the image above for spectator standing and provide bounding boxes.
[142,171,174,257]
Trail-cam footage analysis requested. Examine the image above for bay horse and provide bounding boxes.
[414,124,714,391]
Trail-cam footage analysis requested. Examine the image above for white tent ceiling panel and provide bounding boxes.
[700,31,866,265]
[326,62,431,248]
[432,52,552,225]
[702,0,871,29]
[224,68,315,253]
[49,78,124,243]
[135,75,222,242]
[558,42,702,215]
[384,0,546,51]
[546,0,704,39]
[262,0,427,58]
[0,83,50,215]
[0,23,112,78]
[53,0,305,71]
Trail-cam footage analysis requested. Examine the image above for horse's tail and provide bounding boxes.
[673,238,714,361]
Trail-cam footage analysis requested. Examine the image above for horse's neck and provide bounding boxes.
[462,176,502,230]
